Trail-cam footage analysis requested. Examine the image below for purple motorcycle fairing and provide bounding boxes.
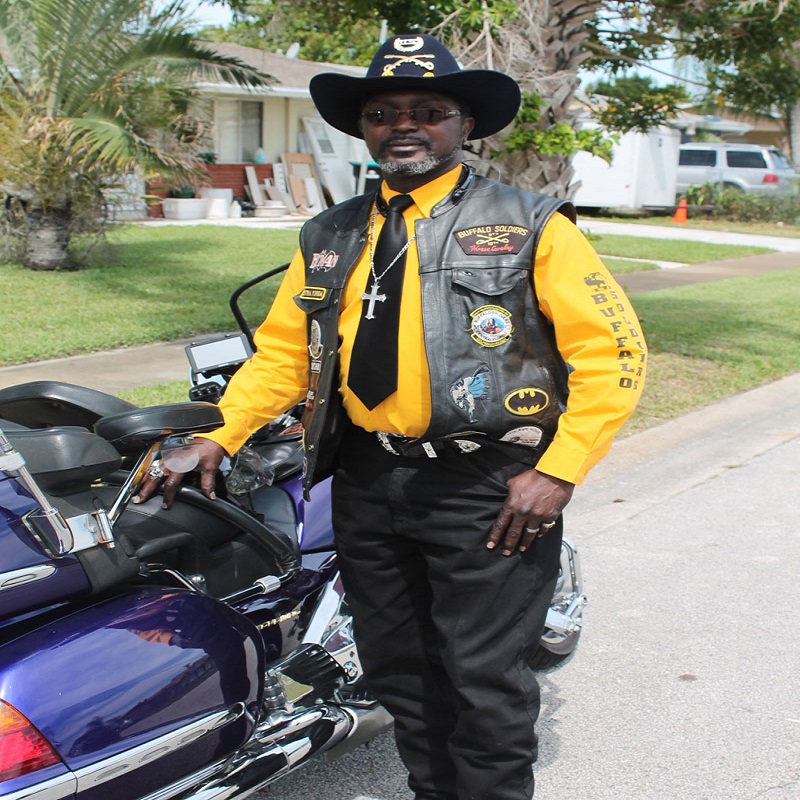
[0,475,91,618]
[276,473,334,553]
[241,474,336,659]
[0,585,264,799]
[237,551,337,661]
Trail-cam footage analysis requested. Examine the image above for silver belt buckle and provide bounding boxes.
[375,432,400,455]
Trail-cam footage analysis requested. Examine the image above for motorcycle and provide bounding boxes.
[0,270,587,800]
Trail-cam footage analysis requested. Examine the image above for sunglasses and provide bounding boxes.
[361,107,465,125]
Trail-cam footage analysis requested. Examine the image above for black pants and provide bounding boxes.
[332,426,563,800]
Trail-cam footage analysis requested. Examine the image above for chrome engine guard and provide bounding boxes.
[542,537,589,647]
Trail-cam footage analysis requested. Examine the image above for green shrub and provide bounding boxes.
[683,183,800,224]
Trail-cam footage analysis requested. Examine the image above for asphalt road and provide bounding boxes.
[253,372,800,800]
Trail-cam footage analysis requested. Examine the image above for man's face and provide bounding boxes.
[358,89,475,181]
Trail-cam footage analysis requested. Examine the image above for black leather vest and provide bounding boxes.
[293,171,576,495]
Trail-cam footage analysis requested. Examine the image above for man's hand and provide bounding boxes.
[133,438,227,509]
[487,468,575,556]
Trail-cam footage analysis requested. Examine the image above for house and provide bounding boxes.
[195,41,365,171]
[145,42,368,218]
[195,41,365,166]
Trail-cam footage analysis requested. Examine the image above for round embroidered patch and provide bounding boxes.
[469,305,513,347]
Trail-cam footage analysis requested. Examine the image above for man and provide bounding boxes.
[138,34,647,800]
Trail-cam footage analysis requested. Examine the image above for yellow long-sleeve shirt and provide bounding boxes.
[204,166,647,485]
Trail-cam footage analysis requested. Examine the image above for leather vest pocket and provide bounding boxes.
[450,267,528,297]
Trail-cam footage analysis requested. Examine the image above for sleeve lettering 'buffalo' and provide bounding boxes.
[532,213,648,484]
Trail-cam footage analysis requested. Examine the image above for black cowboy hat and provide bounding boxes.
[309,34,521,141]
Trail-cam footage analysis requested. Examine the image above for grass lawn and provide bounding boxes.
[626,268,800,432]
[587,233,772,264]
[2,222,774,366]
[2,225,298,365]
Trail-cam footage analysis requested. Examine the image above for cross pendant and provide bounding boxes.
[361,280,387,319]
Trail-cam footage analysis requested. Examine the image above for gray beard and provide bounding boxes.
[377,143,462,176]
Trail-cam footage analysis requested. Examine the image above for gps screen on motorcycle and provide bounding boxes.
[186,333,253,379]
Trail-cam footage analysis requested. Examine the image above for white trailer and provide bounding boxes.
[570,126,681,210]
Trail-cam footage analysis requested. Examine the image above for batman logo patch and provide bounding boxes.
[503,387,550,416]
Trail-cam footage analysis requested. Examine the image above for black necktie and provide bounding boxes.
[347,193,414,410]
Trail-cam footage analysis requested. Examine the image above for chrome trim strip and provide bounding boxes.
[0,772,76,800]
[136,758,230,800]
[108,443,160,524]
[0,564,56,592]
[73,703,246,792]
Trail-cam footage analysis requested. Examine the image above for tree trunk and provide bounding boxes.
[453,0,599,196]
[23,206,74,270]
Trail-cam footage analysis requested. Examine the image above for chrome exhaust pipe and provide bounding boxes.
[156,701,391,800]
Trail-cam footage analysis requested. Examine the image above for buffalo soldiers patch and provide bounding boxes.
[469,305,513,347]
[454,224,532,255]
[503,387,550,416]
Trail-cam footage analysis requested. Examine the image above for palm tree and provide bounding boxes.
[492,0,598,198]
[0,0,272,270]
[437,0,599,199]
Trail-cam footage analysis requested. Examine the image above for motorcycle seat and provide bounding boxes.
[4,426,122,495]
[0,380,137,429]
[94,403,223,453]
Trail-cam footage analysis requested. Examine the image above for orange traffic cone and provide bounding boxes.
[673,198,688,223]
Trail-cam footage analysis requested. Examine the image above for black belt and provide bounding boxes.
[366,429,551,466]
[374,431,485,458]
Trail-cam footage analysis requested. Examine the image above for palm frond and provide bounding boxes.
[2,0,273,118]
[134,31,274,89]
[65,114,198,177]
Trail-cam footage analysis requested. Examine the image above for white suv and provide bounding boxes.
[676,143,797,195]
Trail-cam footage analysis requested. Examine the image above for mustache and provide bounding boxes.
[377,135,431,156]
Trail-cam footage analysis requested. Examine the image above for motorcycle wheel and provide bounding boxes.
[529,629,582,670]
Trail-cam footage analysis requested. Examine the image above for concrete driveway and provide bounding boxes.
[254,373,800,800]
